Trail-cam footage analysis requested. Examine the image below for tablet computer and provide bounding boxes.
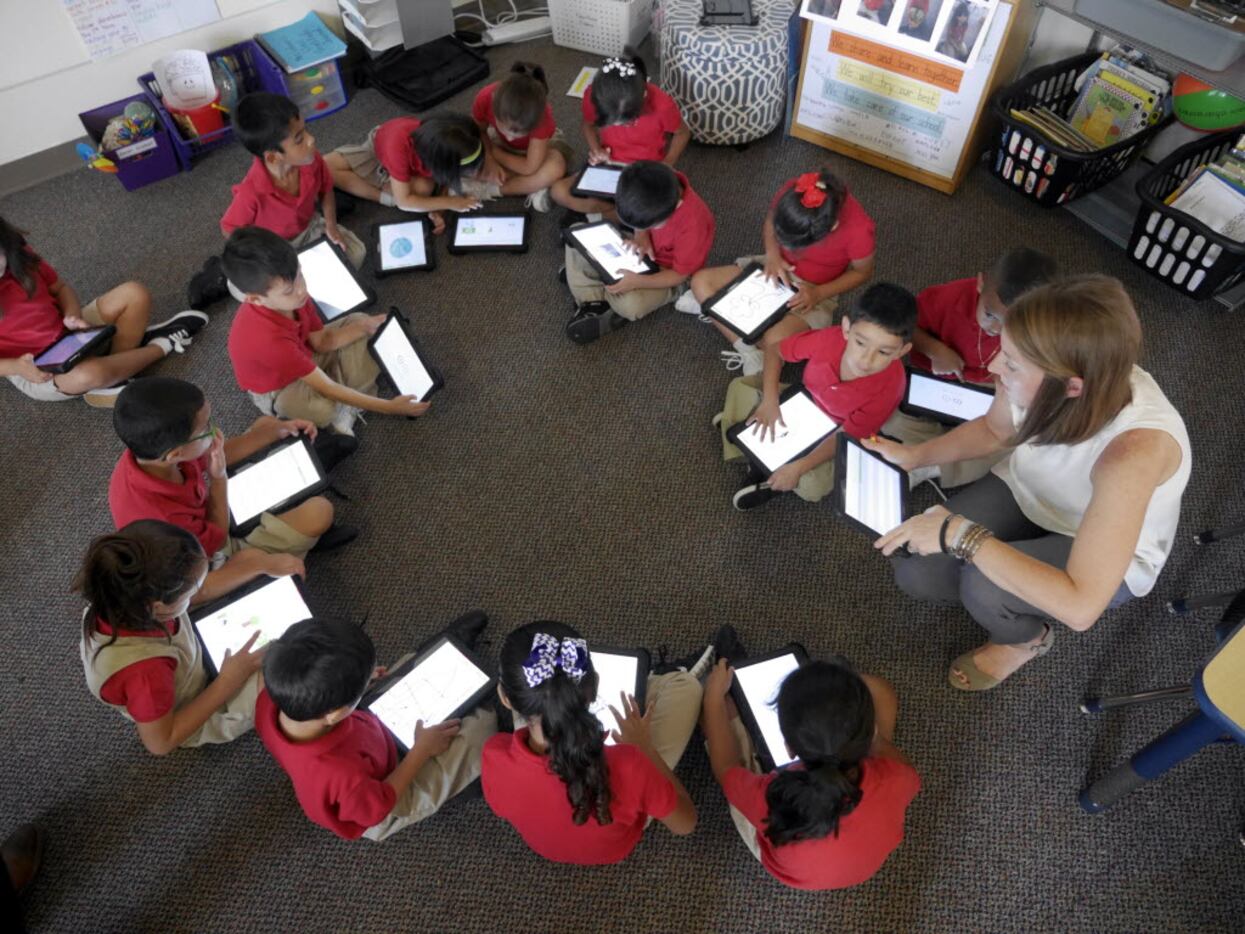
[729,643,809,772]
[901,368,995,425]
[586,645,650,745]
[702,262,796,345]
[446,212,530,254]
[725,385,839,477]
[562,221,658,284]
[33,325,117,374]
[189,574,313,677]
[372,219,435,277]
[365,634,495,751]
[366,310,443,402]
[833,434,909,537]
[225,436,329,536]
[296,236,376,321]
[570,163,624,200]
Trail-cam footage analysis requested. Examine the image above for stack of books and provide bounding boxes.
[1164,134,1245,244]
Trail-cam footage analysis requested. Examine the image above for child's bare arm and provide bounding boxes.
[192,549,305,606]
[662,123,691,166]
[300,367,429,418]
[911,327,965,377]
[306,313,384,353]
[818,254,875,299]
[583,125,609,164]
[384,719,461,800]
[203,433,231,539]
[47,278,83,320]
[223,416,317,465]
[700,661,745,784]
[767,432,838,493]
[0,355,53,382]
[390,178,480,214]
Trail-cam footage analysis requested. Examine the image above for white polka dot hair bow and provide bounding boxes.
[522,633,590,688]
[602,58,638,78]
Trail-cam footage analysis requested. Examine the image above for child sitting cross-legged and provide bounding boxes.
[717,283,915,510]
[223,227,429,435]
[563,160,714,344]
[255,615,498,841]
[109,376,356,606]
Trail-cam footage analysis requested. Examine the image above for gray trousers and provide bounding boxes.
[893,474,1132,643]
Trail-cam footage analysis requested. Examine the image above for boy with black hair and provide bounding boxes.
[108,376,357,605]
[255,616,498,841]
[563,159,714,344]
[223,227,428,434]
[221,92,365,269]
[718,282,917,510]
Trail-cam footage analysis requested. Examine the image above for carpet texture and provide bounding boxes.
[1,36,1244,934]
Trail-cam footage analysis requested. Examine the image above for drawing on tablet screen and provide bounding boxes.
[456,216,525,247]
[389,237,413,259]
[716,271,794,331]
[370,642,489,745]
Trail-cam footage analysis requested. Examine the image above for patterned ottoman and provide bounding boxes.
[655,0,790,146]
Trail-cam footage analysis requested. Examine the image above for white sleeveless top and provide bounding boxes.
[993,366,1191,597]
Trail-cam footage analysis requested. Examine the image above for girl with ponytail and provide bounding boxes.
[76,519,265,756]
[481,621,702,864]
[702,655,920,889]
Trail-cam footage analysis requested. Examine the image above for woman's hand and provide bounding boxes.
[861,435,922,472]
[874,504,959,557]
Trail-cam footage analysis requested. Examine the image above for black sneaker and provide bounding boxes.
[710,625,748,666]
[559,209,588,229]
[313,431,359,473]
[334,190,358,219]
[187,256,229,310]
[653,642,716,678]
[309,523,359,554]
[445,609,489,650]
[557,264,567,285]
[732,481,777,511]
[566,301,628,345]
[142,310,208,346]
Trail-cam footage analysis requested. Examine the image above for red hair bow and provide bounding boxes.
[795,172,827,208]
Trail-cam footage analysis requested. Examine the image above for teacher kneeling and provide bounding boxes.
[869,275,1190,691]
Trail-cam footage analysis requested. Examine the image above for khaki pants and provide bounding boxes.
[7,299,105,402]
[247,315,380,427]
[565,245,676,322]
[182,670,262,747]
[719,376,835,503]
[291,215,367,270]
[363,708,499,841]
[880,409,1004,490]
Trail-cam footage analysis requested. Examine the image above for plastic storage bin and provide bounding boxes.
[1075,0,1245,73]
[340,0,402,52]
[343,0,398,26]
[138,40,286,169]
[549,0,653,56]
[77,93,181,191]
[273,57,349,122]
[1128,129,1245,300]
[988,51,1171,207]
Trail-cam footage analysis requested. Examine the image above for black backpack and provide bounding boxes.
[351,35,489,112]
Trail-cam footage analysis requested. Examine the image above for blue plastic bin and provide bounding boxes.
[77,92,182,191]
[254,48,349,123]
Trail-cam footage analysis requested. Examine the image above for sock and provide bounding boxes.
[150,336,174,355]
[378,190,396,207]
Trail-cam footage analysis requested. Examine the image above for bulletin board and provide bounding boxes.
[791,0,1036,194]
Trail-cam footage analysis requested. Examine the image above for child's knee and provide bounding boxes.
[690,269,714,301]
[304,495,335,534]
[542,148,568,181]
[116,280,152,314]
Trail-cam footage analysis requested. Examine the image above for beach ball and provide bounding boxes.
[1173,74,1245,131]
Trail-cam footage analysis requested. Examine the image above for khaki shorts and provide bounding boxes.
[7,299,105,402]
[487,126,573,164]
[334,126,388,190]
[736,255,839,330]
[217,510,319,561]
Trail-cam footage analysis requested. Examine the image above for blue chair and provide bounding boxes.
[1078,589,1245,814]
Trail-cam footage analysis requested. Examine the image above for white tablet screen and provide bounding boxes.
[298,240,368,320]
[35,328,105,367]
[194,576,311,672]
[369,640,491,748]
[587,650,640,745]
[572,225,651,279]
[908,372,994,422]
[228,442,322,526]
[372,317,434,400]
[378,221,429,271]
[736,392,838,473]
[579,165,621,195]
[453,215,526,248]
[844,441,904,535]
[710,268,795,335]
[734,654,800,769]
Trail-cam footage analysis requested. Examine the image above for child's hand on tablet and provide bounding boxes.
[262,553,305,581]
[219,630,265,687]
[768,462,803,493]
[704,659,734,702]
[628,230,656,261]
[412,719,461,757]
[386,395,431,418]
[15,354,52,383]
[747,396,785,443]
[861,436,920,472]
[207,431,227,479]
[588,145,612,165]
[359,313,387,337]
[786,284,822,314]
[608,693,655,750]
[274,417,317,442]
[928,345,966,379]
[62,315,91,331]
[324,223,347,250]
[447,195,483,213]
[606,271,645,295]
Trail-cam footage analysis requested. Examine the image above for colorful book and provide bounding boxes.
[256,12,346,74]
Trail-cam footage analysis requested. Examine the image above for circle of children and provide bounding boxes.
[0,49,1143,889]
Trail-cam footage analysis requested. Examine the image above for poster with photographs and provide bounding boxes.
[800,0,998,70]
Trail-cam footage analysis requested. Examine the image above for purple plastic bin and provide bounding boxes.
[138,40,287,170]
[77,93,181,191]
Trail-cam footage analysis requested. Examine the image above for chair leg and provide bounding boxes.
[1080,710,1225,813]
[1079,685,1191,713]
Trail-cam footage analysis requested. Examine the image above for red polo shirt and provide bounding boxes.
[94,618,179,723]
[582,83,683,164]
[471,81,556,152]
[771,182,876,285]
[649,172,715,276]
[227,297,322,394]
[0,250,65,359]
[255,689,399,839]
[779,326,905,438]
[481,728,677,864]
[109,449,227,557]
[722,756,920,890]
[372,117,432,184]
[220,151,333,239]
[908,277,997,385]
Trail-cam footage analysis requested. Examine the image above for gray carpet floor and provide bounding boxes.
[2,35,1244,934]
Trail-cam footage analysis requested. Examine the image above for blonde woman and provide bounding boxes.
[869,276,1191,690]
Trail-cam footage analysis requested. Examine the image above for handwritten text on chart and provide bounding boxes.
[836,60,941,112]
[820,80,947,139]
[829,32,963,94]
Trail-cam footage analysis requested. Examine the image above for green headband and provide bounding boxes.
[460,143,482,165]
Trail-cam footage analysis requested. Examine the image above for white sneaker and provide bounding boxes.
[150,328,196,356]
[686,644,716,681]
[525,187,552,213]
[721,340,764,376]
[330,405,362,437]
[674,290,702,316]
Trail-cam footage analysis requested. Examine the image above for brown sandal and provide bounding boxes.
[948,624,1055,692]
